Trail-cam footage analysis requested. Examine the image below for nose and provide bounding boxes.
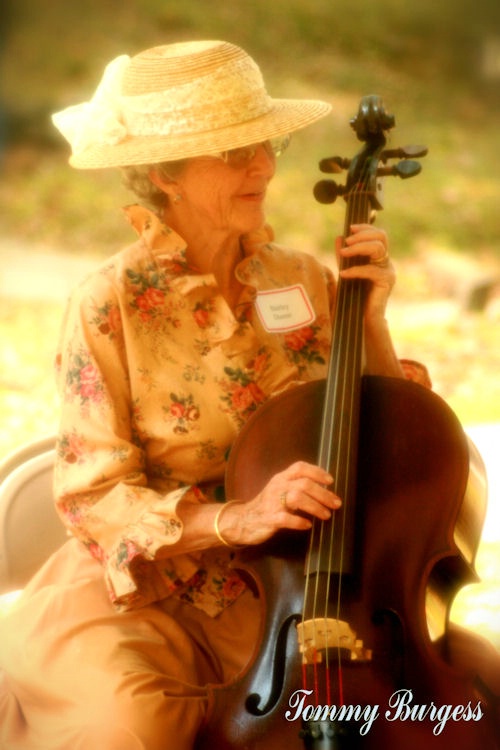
[247,143,276,177]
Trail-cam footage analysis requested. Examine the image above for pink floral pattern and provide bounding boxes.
[282,318,329,372]
[90,300,122,339]
[218,349,270,426]
[53,206,430,617]
[193,300,214,329]
[127,266,179,328]
[164,393,201,434]
[64,348,105,413]
[57,430,87,465]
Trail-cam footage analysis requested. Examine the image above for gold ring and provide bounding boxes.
[279,492,288,509]
[370,250,389,267]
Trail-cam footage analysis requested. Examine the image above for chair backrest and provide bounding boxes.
[0,436,67,593]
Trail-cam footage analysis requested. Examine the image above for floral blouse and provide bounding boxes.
[54,206,430,617]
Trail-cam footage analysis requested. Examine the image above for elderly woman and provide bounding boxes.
[0,41,429,749]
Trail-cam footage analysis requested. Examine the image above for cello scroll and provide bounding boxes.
[313,94,427,209]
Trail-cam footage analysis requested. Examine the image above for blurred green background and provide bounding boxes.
[2,0,500,255]
[0,0,499,644]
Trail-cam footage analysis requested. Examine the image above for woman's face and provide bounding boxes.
[166,143,277,238]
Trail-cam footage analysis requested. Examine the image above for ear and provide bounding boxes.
[149,168,179,201]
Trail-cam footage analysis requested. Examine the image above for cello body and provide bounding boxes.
[195,376,499,749]
[196,97,499,749]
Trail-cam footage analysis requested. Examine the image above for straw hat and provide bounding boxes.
[52,40,332,169]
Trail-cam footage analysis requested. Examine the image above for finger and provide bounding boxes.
[339,262,395,285]
[282,480,341,519]
[291,494,336,521]
[343,226,388,257]
[348,223,388,242]
[335,231,386,252]
[283,460,333,487]
[280,513,314,532]
[342,236,387,259]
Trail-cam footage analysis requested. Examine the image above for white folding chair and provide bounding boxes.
[0,436,67,594]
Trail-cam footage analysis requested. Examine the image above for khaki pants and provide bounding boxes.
[0,538,260,750]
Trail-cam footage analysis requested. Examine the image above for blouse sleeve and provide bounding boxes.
[53,276,206,611]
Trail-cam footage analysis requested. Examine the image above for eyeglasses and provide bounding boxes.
[210,135,291,169]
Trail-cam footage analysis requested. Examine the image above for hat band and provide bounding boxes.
[123,91,272,139]
[123,53,273,138]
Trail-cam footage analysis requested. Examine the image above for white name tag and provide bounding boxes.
[254,285,316,333]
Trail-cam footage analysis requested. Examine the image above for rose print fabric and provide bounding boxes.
[54,206,430,617]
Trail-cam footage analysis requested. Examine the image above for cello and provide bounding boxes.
[195,96,500,749]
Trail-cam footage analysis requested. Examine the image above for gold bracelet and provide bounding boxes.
[214,500,244,548]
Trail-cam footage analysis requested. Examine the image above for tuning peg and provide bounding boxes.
[313,180,346,204]
[381,145,428,161]
[318,156,351,174]
[395,160,422,178]
[377,160,422,179]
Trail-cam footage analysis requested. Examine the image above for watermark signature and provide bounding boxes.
[285,688,484,736]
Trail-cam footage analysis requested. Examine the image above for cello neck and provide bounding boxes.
[311,97,392,575]
[312,193,369,575]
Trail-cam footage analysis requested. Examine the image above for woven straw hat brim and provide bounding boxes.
[69,98,331,169]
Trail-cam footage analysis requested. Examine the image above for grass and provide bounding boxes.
[0,300,61,454]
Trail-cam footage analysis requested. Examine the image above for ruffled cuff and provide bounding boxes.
[102,486,205,611]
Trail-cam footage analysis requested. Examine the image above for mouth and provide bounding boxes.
[238,190,266,202]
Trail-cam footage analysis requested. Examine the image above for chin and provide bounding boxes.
[238,209,267,234]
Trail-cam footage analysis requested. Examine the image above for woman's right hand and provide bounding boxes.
[218,461,341,547]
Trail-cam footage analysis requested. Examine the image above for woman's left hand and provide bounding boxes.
[336,223,395,321]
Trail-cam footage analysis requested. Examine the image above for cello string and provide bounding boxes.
[326,232,352,686]
[301,153,371,703]
[302,247,348,667]
[322,169,370,703]
[335,180,370,686]
[301,254,344,693]
[306,176,364,697]
[303,197,348,699]
[331,193,359,700]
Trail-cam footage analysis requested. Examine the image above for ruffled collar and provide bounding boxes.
[123,204,277,310]
[124,204,274,271]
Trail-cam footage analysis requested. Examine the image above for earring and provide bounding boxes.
[173,193,182,203]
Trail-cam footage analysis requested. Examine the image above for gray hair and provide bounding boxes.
[121,160,187,212]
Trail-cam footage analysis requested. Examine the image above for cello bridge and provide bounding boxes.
[296,618,372,664]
